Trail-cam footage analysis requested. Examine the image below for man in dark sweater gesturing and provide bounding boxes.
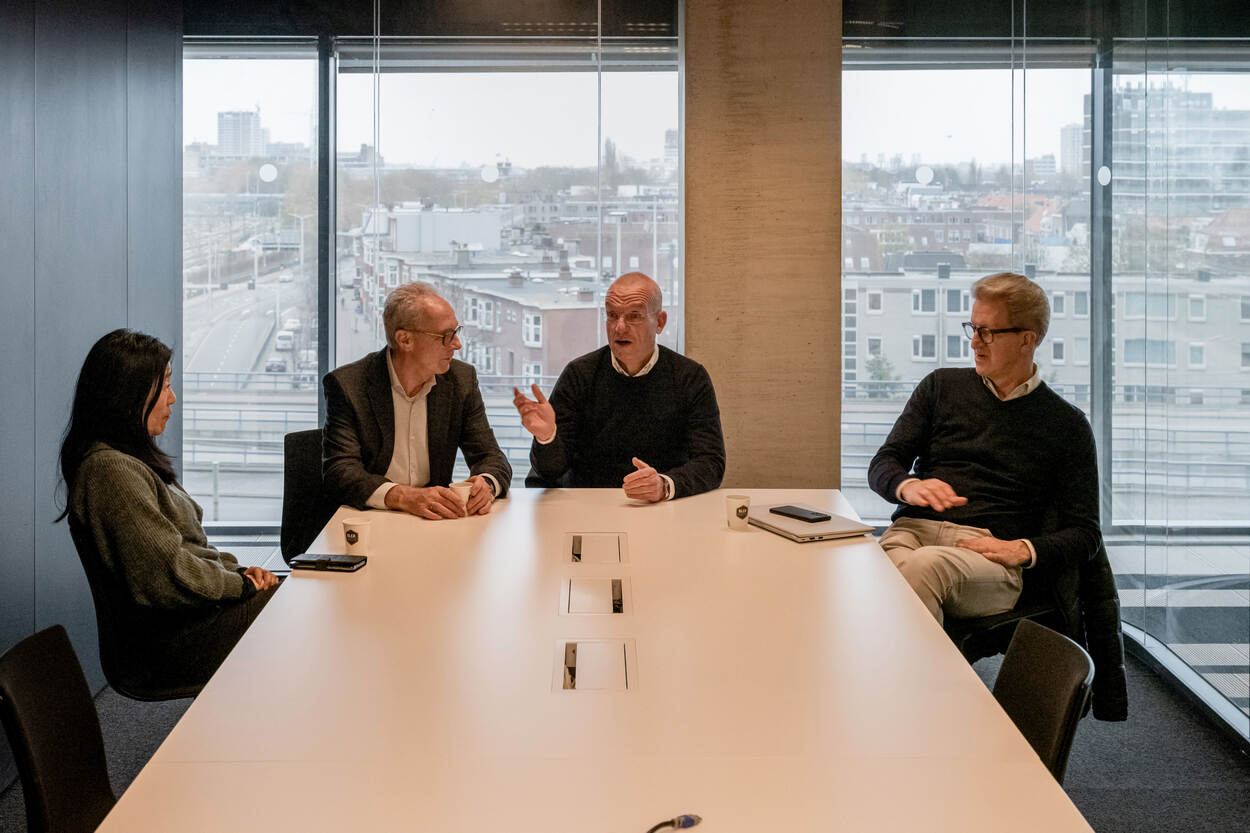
[512,272,725,501]
[868,272,1101,623]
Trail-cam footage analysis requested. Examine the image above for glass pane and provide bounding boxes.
[843,17,1248,743]
[335,40,681,487]
[182,49,320,522]
[602,62,682,350]
[1109,44,1250,737]
[841,56,1089,523]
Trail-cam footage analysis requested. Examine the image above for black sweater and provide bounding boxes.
[528,346,726,497]
[868,368,1100,571]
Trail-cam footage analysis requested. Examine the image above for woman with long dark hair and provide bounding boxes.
[59,329,279,694]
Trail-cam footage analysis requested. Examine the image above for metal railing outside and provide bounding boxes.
[180,378,1250,526]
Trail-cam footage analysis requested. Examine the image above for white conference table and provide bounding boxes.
[99,488,1092,832]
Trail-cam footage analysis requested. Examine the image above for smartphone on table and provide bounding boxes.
[768,505,832,523]
[289,553,367,572]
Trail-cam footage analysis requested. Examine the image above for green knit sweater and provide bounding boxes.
[69,443,250,609]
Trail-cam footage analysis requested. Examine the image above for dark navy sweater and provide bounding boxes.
[528,346,725,497]
[868,368,1100,571]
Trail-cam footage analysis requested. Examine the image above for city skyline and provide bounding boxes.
[184,58,678,170]
[842,69,1250,167]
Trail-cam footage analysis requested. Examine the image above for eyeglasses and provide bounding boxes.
[962,322,1026,343]
[605,310,650,325]
[411,325,463,346]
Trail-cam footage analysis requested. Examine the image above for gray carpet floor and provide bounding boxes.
[2,654,1248,831]
[972,654,1250,833]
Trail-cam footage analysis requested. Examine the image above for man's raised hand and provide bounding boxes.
[899,477,968,512]
[512,384,556,442]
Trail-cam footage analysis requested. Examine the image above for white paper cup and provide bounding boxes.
[342,517,372,555]
[725,494,751,530]
[450,481,473,515]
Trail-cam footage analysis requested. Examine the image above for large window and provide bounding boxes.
[180,34,680,518]
[842,29,1250,739]
[182,45,321,522]
[335,40,680,484]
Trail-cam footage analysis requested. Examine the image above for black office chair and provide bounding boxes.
[67,521,205,701]
[993,619,1094,785]
[282,428,337,563]
[944,598,1060,663]
[943,541,1066,662]
[0,625,117,833]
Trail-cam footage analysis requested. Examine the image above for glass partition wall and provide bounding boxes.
[182,15,682,512]
[842,4,1250,739]
[181,44,322,523]
[1111,44,1250,736]
[335,37,681,485]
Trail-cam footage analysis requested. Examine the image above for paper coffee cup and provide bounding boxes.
[450,481,473,515]
[342,517,372,555]
[725,495,751,530]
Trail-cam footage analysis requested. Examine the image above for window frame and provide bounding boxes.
[1188,341,1206,369]
[911,288,937,315]
[1187,293,1206,322]
[523,310,543,347]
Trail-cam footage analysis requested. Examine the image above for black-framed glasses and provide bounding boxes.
[961,322,1026,343]
[412,325,463,346]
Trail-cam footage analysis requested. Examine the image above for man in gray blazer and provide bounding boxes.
[323,282,512,520]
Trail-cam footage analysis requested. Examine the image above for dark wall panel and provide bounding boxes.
[0,0,36,658]
[128,0,185,467]
[843,0,1250,39]
[0,0,36,793]
[33,0,132,686]
[184,0,678,36]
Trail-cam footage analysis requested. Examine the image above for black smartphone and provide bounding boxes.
[289,553,367,572]
[769,505,832,523]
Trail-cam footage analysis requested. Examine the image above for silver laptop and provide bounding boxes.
[747,503,874,543]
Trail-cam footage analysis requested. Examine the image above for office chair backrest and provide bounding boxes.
[67,520,203,701]
[993,618,1094,784]
[0,625,116,833]
[282,428,336,562]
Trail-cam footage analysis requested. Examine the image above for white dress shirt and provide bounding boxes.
[366,352,436,509]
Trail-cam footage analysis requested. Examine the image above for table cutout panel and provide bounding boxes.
[552,639,636,691]
[564,532,628,564]
[561,577,629,615]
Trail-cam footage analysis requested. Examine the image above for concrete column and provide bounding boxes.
[685,0,842,487]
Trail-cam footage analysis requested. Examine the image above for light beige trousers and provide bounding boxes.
[878,516,1023,625]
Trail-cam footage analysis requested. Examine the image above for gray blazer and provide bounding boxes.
[322,350,512,509]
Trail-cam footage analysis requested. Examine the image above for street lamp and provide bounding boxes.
[288,212,314,278]
[651,197,658,279]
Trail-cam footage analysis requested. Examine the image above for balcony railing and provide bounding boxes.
[179,377,1250,528]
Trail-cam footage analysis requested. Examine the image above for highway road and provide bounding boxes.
[185,273,309,376]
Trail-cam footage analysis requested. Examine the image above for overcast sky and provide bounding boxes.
[183,59,678,168]
[184,59,1250,170]
[844,69,1250,166]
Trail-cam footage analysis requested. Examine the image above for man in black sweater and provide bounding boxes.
[868,272,1100,623]
[512,272,725,501]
